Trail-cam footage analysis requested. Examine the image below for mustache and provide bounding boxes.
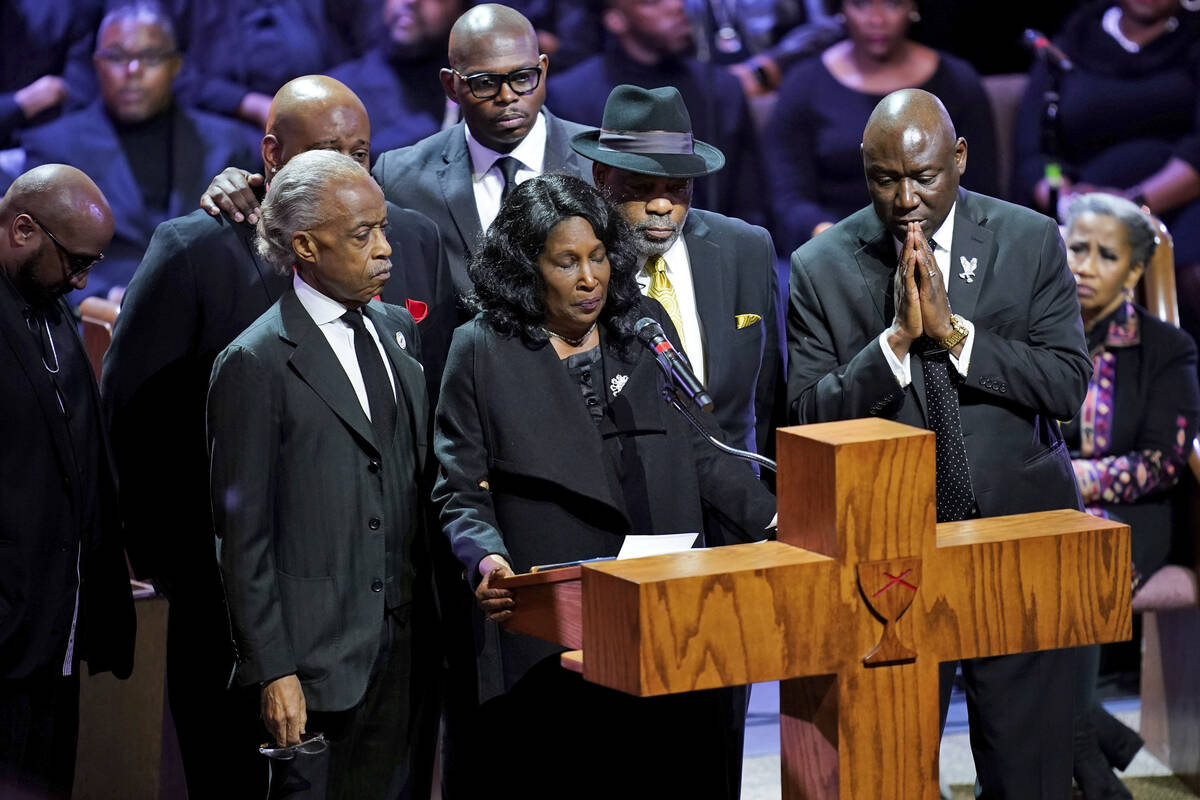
[634,215,678,235]
[369,260,393,278]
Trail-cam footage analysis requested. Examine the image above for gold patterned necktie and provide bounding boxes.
[644,255,686,351]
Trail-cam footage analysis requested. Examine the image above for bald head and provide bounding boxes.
[447,4,537,70]
[0,164,114,304]
[861,89,967,241]
[262,76,372,177]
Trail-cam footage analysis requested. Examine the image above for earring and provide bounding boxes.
[909,9,921,22]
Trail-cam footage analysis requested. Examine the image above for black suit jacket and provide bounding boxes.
[371,109,594,295]
[102,204,450,591]
[787,189,1092,517]
[0,281,134,680]
[21,101,260,300]
[208,289,433,712]
[682,208,783,459]
[433,304,776,700]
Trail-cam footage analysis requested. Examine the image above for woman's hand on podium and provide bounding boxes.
[476,555,516,623]
[261,674,307,747]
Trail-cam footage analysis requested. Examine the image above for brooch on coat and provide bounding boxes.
[958,256,978,283]
[610,374,629,397]
[394,331,407,350]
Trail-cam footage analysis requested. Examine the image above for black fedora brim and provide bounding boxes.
[570,130,725,178]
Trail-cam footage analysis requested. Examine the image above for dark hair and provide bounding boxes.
[467,172,643,345]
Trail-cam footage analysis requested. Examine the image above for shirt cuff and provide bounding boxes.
[949,318,975,376]
[878,328,912,387]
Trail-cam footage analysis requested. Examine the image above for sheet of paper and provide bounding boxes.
[617,532,699,560]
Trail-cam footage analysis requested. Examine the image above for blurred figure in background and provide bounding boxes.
[765,0,996,253]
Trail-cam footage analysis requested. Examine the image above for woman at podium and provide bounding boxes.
[433,173,776,797]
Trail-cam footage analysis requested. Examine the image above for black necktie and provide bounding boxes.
[496,156,521,203]
[916,337,977,522]
[342,309,396,445]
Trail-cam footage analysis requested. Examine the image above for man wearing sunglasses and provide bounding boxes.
[20,1,259,302]
[0,163,134,799]
[371,3,594,295]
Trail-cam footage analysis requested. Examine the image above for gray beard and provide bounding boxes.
[632,209,688,260]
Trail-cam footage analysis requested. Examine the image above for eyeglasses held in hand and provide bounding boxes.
[258,732,327,760]
[452,66,542,99]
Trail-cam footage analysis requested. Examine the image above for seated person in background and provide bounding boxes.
[434,172,776,799]
[765,0,997,253]
[1013,0,1200,269]
[328,0,463,158]
[21,0,260,303]
[0,0,104,148]
[503,0,604,72]
[161,0,377,128]
[1062,192,1200,800]
[547,0,771,230]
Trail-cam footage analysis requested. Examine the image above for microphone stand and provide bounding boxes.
[660,384,777,474]
[1040,62,1068,221]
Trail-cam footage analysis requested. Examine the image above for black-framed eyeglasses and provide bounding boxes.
[30,217,104,278]
[452,66,542,99]
[94,48,178,68]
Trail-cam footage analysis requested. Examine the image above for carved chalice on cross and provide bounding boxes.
[857,557,921,665]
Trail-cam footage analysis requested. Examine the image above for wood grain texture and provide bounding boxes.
[489,419,1132,799]
[498,567,584,650]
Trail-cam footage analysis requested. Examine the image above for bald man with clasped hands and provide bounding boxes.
[787,89,1092,798]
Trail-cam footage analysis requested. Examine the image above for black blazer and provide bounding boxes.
[21,101,260,299]
[787,188,1092,518]
[371,109,595,295]
[433,305,777,699]
[102,204,451,589]
[682,208,783,459]
[1065,305,1200,577]
[208,289,433,712]
[0,284,134,680]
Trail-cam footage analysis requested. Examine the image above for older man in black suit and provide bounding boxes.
[574,85,782,465]
[21,2,260,302]
[209,149,436,799]
[371,3,593,296]
[0,164,134,800]
[788,88,1091,798]
[102,74,448,799]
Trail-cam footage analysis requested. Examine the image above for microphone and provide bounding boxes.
[1023,29,1073,72]
[635,317,713,412]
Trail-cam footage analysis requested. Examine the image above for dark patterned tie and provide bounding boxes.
[496,156,522,203]
[342,309,396,445]
[916,337,977,522]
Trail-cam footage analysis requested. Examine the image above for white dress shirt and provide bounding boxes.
[877,202,976,386]
[635,231,706,384]
[465,111,548,232]
[293,274,396,419]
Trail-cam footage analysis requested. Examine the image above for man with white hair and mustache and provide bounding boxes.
[208,149,437,799]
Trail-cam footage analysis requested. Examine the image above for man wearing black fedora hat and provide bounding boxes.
[573,84,783,471]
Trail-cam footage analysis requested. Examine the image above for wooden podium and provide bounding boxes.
[498,419,1132,799]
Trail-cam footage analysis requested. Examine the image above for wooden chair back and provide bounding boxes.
[79,296,120,381]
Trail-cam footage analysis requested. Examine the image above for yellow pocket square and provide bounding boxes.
[735,313,762,329]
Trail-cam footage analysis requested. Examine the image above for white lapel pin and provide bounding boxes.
[610,374,628,396]
[958,255,977,283]
[394,330,407,350]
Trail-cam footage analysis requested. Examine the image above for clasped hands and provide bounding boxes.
[887,222,958,361]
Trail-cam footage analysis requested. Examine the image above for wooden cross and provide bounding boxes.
[499,418,1131,799]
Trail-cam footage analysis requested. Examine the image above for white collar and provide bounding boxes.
[465,110,548,180]
[893,202,957,256]
[293,272,352,326]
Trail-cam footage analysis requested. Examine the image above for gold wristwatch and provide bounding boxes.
[939,314,969,350]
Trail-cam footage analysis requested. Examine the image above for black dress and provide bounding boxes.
[765,50,998,253]
[1014,4,1200,262]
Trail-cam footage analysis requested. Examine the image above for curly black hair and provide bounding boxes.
[467,172,644,345]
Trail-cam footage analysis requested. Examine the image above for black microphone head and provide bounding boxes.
[634,317,663,344]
